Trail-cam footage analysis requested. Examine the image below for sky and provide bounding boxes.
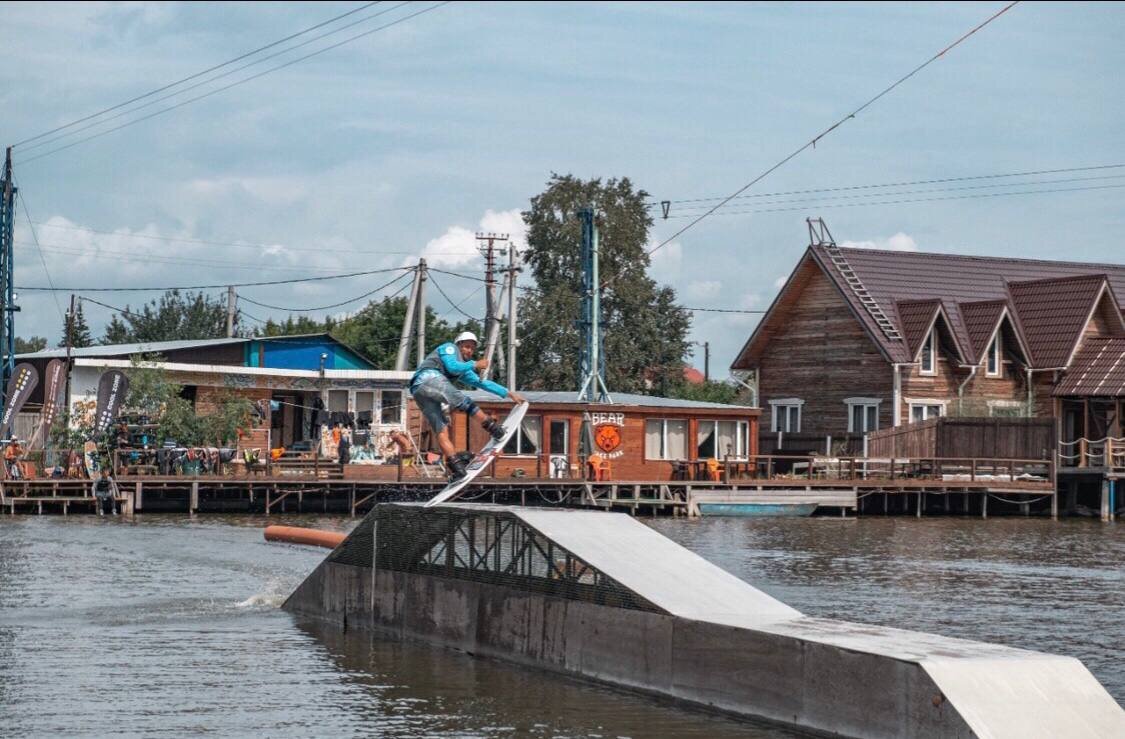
[2,1,1123,380]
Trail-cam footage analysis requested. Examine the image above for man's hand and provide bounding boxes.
[508,391,527,405]
[474,358,489,372]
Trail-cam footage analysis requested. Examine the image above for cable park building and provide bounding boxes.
[731,220,1125,514]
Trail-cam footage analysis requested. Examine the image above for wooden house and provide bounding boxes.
[730,240,1125,464]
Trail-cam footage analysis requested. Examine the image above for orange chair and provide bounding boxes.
[706,458,722,482]
[586,454,612,481]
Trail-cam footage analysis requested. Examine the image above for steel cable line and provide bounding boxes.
[236,268,413,312]
[646,163,1125,208]
[425,266,490,283]
[662,182,1125,218]
[18,2,404,155]
[19,1,452,164]
[13,186,65,322]
[428,274,484,322]
[16,265,411,292]
[642,1,1020,262]
[658,172,1125,214]
[12,1,382,148]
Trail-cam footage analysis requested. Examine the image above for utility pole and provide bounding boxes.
[64,294,75,415]
[416,258,427,366]
[506,244,519,390]
[226,286,236,338]
[476,232,508,380]
[703,341,710,382]
[394,263,422,371]
[576,208,611,403]
[0,147,18,404]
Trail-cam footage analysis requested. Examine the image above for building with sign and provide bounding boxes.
[441,391,759,481]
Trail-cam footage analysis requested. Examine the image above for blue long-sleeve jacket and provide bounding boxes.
[412,342,509,398]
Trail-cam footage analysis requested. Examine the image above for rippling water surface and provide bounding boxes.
[0,513,1121,737]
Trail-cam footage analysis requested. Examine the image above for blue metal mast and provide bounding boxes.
[0,148,17,404]
[576,207,611,403]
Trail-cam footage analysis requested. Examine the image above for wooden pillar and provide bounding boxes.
[981,493,988,519]
[916,491,922,518]
[1101,478,1111,523]
[1051,487,1058,520]
[190,481,199,514]
[135,481,144,511]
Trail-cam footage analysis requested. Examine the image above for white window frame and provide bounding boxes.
[768,399,803,433]
[844,397,882,433]
[377,389,404,426]
[645,418,689,461]
[919,329,936,376]
[696,419,751,460]
[907,399,946,423]
[986,332,1002,378]
[503,414,542,457]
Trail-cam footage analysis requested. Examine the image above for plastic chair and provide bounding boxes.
[587,454,612,481]
[706,458,722,482]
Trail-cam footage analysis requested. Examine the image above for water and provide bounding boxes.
[0,514,1121,737]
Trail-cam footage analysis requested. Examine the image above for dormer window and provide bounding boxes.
[920,329,935,375]
[986,333,1001,377]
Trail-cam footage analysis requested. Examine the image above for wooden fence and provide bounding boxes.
[866,417,1055,460]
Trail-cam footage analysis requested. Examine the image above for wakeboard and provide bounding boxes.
[424,401,529,508]
[83,440,100,478]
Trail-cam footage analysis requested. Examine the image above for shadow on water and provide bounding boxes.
[293,617,810,739]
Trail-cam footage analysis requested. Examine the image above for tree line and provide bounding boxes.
[16,175,744,403]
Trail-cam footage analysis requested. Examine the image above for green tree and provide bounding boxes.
[102,289,233,343]
[59,302,94,348]
[15,336,47,354]
[667,379,745,405]
[517,174,691,393]
[260,315,326,337]
[331,295,481,369]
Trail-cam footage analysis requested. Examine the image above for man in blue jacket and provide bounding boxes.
[411,331,526,480]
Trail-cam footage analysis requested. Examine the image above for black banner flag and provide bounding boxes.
[28,359,65,451]
[94,370,129,434]
[0,363,40,440]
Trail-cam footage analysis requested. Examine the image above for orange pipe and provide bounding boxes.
[264,525,346,549]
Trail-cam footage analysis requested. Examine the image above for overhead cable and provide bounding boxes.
[16,265,412,292]
[236,269,413,311]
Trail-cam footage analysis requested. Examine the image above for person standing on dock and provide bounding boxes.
[410,331,525,480]
[93,468,119,516]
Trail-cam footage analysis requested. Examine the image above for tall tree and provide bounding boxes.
[15,336,47,354]
[103,290,233,343]
[331,295,482,369]
[517,174,691,393]
[260,315,326,337]
[59,302,94,348]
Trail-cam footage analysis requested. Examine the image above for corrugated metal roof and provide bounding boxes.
[1054,338,1125,397]
[16,336,249,359]
[895,299,942,359]
[959,300,1007,363]
[466,390,753,410]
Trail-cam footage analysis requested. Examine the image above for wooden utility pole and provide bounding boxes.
[476,233,509,380]
[394,263,422,371]
[416,258,427,365]
[64,294,75,417]
[506,244,519,390]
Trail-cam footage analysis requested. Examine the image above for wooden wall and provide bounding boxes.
[755,263,893,437]
[867,417,1055,459]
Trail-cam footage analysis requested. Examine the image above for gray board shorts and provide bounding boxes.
[412,374,471,433]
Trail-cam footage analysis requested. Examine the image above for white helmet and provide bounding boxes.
[454,331,479,346]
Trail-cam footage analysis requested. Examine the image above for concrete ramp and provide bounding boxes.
[285,503,1124,738]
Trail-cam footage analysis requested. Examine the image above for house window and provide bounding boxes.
[769,399,803,433]
[696,420,750,459]
[327,389,349,412]
[988,400,1024,418]
[909,402,944,423]
[986,334,1001,377]
[645,419,688,460]
[379,390,403,425]
[920,329,935,375]
[503,415,541,456]
[845,398,881,433]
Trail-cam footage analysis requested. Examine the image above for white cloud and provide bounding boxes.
[685,280,722,300]
[418,208,527,269]
[648,240,682,281]
[840,232,918,252]
[773,274,788,289]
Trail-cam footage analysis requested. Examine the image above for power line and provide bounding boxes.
[643,1,1020,260]
[236,268,413,312]
[426,266,490,283]
[16,265,411,292]
[18,2,407,155]
[19,1,452,164]
[428,274,483,322]
[12,2,382,148]
[650,164,1125,210]
[13,186,65,322]
[685,307,766,314]
[662,182,1125,218]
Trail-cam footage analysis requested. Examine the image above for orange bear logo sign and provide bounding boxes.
[595,424,621,454]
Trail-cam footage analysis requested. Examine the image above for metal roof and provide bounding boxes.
[16,336,249,360]
[1055,338,1125,397]
[466,389,754,410]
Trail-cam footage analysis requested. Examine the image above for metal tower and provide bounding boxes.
[0,148,17,403]
[576,207,611,403]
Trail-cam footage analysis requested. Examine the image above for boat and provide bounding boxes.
[697,502,817,517]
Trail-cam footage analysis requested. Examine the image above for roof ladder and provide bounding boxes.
[807,218,902,341]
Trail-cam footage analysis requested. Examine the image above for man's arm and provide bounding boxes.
[458,368,509,399]
[437,344,476,374]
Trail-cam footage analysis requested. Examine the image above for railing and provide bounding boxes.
[710,454,1053,484]
[1057,437,1125,469]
